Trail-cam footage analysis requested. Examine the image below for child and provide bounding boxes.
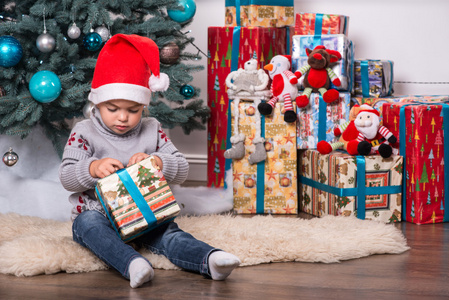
[59,34,240,288]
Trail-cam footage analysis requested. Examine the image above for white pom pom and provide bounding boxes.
[149,73,170,92]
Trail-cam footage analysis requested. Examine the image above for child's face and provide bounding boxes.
[96,99,144,135]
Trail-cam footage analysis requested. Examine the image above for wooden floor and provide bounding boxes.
[1,182,449,299]
[1,216,448,299]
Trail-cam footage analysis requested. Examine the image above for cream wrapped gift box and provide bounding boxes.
[95,156,180,242]
[225,0,294,27]
[299,150,403,223]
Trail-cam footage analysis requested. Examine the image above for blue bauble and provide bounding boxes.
[83,32,103,52]
[0,35,23,67]
[167,0,196,23]
[29,70,62,103]
[180,84,195,99]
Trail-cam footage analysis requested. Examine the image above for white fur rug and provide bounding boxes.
[0,213,410,277]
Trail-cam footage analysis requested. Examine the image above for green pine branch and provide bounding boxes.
[0,0,209,156]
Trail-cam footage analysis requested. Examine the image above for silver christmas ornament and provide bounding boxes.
[160,42,180,64]
[3,147,18,167]
[95,26,110,42]
[67,23,81,39]
[83,101,95,119]
[36,32,56,53]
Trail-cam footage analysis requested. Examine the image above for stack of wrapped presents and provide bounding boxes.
[206,2,448,224]
[207,0,294,188]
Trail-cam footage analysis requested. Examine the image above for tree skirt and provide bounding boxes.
[0,213,410,277]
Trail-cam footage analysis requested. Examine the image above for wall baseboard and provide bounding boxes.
[185,154,207,182]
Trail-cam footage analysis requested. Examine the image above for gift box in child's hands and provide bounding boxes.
[95,156,180,242]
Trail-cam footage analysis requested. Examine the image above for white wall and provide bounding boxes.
[1,1,448,184]
[170,0,449,182]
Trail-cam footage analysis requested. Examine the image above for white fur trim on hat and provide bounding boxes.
[357,104,380,116]
[88,83,151,105]
[149,73,170,92]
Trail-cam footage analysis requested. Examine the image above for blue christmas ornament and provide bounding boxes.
[180,84,195,99]
[167,0,196,23]
[83,32,103,52]
[0,35,23,67]
[29,70,62,103]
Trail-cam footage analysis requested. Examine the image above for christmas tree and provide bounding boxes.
[136,165,158,189]
[0,0,209,155]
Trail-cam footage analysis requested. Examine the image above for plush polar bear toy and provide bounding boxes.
[224,59,271,164]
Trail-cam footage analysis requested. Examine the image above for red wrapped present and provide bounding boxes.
[295,12,349,36]
[382,101,449,224]
[207,26,288,188]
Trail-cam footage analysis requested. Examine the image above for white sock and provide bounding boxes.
[129,257,154,288]
[208,251,241,280]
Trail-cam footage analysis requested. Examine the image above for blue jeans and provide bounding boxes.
[72,210,217,279]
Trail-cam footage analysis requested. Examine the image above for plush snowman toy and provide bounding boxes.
[257,55,299,123]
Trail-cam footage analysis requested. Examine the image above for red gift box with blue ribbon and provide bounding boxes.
[382,101,449,224]
[207,26,291,188]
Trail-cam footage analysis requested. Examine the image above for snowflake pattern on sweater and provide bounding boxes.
[59,109,188,221]
[66,132,90,151]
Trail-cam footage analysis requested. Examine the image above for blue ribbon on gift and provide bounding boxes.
[399,102,449,222]
[299,156,402,220]
[256,116,266,214]
[313,13,323,46]
[230,27,241,73]
[95,168,158,242]
[361,60,370,98]
[226,0,293,26]
[356,156,366,219]
[235,0,241,26]
[318,95,327,142]
[286,26,291,55]
[343,16,349,35]
[116,169,157,226]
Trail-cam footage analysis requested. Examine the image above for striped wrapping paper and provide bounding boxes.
[95,156,180,242]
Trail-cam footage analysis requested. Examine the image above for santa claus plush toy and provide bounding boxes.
[346,104,398,158]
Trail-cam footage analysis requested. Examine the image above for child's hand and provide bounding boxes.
[89,158,124,179]
[152,155,163,170]
[127,153,150,167]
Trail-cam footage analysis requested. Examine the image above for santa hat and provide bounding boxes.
[357,104,380,117]
[88,34,170,106]
[280,55,292,67]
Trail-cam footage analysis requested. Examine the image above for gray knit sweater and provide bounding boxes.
[59,107,189,221]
